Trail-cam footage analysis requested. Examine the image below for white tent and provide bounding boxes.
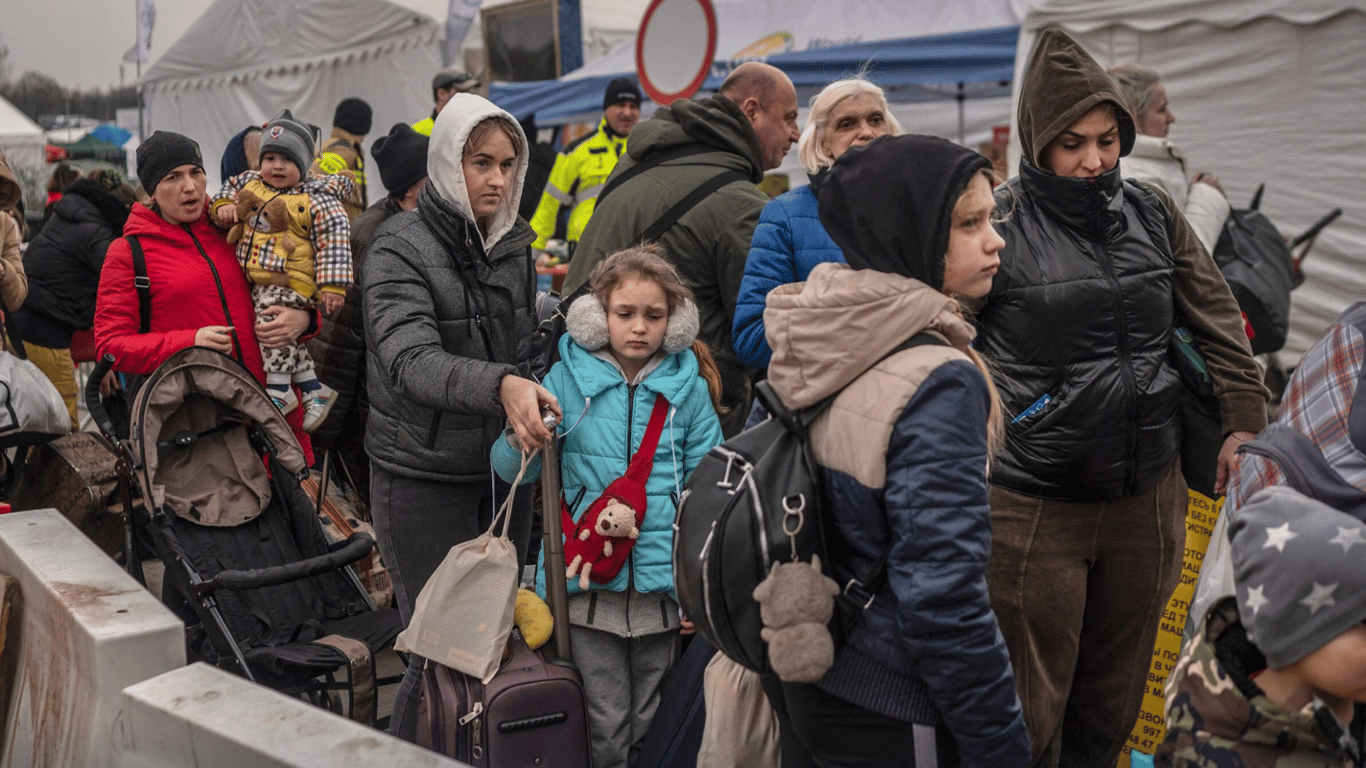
[1012,1,1366,359]
[140,0,647,194]
[0,94,47,210]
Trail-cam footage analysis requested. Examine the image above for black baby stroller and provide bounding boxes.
[90,346,401,725]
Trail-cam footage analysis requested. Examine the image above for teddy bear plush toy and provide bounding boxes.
[752,554,841,683]
[225,188,305,257]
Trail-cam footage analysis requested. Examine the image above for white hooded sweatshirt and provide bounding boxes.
[427,93,529,254]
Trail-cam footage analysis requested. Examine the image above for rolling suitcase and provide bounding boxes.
[416,629,591,766]
[415,409,593,765]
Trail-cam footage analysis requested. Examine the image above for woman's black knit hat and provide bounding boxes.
[371,123,430,197]
[136,131,204,192]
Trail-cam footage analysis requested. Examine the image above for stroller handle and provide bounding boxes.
[198,532,375,595]
[86,354,119,438]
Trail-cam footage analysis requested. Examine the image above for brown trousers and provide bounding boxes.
[987,462,1186,768]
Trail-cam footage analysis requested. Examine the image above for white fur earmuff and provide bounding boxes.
[565,294,700,355]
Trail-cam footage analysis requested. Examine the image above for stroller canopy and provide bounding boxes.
[131,347,307,526]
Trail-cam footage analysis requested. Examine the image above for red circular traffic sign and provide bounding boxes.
[634,0,717,106]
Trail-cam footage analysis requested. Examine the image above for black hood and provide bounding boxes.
[59,179,131,233]
[818,134,989,291]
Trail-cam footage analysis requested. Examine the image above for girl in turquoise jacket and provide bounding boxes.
[491,244,724,768]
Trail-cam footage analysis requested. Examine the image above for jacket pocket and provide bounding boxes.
[1007,380,1071,435]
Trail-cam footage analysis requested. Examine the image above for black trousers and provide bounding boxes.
[761,673,961,768]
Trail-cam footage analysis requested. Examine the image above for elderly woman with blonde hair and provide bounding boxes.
[732,77,903,369]
[1108,63,1230,255]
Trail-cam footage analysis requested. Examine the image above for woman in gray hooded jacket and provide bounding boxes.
[362,93,560,741]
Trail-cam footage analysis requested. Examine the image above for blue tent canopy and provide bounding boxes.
[491,25,1019,127]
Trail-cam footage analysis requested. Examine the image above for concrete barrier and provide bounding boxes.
[116,663,465,767]
[0,509,184,768]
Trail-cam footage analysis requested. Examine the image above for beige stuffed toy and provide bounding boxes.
[565,499,640,591]
[752,554,841,683]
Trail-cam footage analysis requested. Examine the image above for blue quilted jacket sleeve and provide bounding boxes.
[885,361,1030,767]
[733,187,845,370]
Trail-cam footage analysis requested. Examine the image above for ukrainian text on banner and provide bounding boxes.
[1118,489,1221,767]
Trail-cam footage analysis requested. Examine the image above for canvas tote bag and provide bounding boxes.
[395,453,531,683]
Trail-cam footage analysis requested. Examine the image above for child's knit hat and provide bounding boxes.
[260,109,320,179]
[1230,485,1366,668]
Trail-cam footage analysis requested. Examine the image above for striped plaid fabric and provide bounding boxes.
[211,171,354,291]
[1228,321,1366,509]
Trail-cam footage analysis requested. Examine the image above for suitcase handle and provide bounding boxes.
[497,711,568,734]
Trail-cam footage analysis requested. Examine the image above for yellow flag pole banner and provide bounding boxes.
[1117,488,1222,768]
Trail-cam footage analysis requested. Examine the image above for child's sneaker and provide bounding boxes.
[302,384,338,433]
[269,386,299,416]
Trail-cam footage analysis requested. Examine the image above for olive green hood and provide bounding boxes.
[1017,28,1135,170]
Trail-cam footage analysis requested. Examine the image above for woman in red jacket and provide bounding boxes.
[94,131,315,461]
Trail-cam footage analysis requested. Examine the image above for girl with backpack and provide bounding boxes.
[759,133,1030,766]
[491,244,724,768]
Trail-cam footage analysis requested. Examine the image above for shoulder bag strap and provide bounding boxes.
[596,144,712,205]
[127,235,152,334]
[623,395,673,484]
[638,170,748,245]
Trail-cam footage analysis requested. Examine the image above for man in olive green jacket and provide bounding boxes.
[564,62,799,436]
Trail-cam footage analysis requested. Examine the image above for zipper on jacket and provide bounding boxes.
[184,223,244,364]
[623,383,637,605]
[1089,224,1139,495]
[425,412,442,450]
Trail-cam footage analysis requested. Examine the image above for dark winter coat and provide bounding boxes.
[765,263,1030,768]
[563,94,770,436]
[307,197,402,495]
[16,180,129,347]
[363,187,536,483]
[974,29,1267,501]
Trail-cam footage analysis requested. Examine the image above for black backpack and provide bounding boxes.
[673,334,942,673]
[1210,187,1297,356]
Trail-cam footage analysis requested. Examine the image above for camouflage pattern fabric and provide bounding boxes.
[1156,597,1361,767]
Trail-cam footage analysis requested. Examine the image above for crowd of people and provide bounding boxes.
[3,25,1364,768]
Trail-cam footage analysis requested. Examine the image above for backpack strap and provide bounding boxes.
[1237,424,1366,520]
[127,235,152,334]
[639,171,749,245]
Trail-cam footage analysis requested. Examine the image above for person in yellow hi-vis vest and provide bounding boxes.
[528,78,641,254]
[312,98,372,220]
[413,69,480,137]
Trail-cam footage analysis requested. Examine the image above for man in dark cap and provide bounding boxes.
[307,122,430,498]
[412,68,481,137]
[527,77,641,256]
[313,97,373,220]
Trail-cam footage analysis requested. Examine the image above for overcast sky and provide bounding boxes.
[4,0,212,90]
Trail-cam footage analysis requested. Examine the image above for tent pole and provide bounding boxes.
[957,82,966,144]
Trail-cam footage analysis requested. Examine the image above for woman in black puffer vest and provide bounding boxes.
[14,170,136,428]
[973,30,1269,768]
